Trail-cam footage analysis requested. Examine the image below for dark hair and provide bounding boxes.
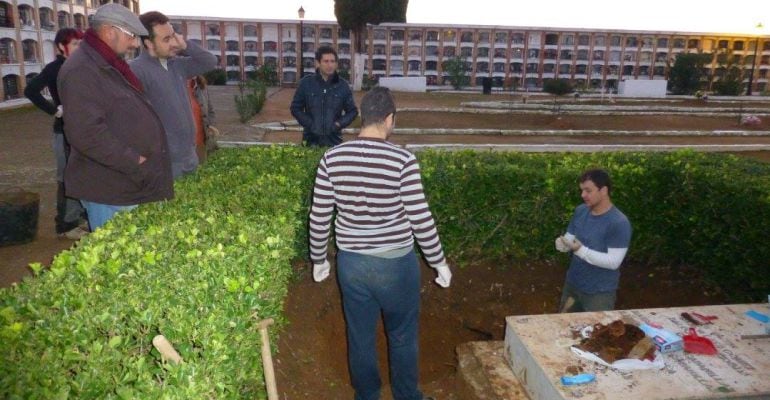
[580,168,612,194]
[54,28,84,56]
[360,87,396,128]
[315,45,338,62]
[139,11,170,47]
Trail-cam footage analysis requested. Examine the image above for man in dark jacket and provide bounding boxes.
[290,45,358,147]
[24,28,88,239]
[57,3,173,230]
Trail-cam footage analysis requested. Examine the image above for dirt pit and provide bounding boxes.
[274,257,727,399]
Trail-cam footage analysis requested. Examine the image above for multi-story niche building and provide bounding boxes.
[171,17,769,94]
[2,4,768,102]
[0,0,140,101]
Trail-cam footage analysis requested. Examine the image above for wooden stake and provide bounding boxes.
[256,318,278,400]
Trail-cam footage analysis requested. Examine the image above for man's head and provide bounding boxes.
[579,168,612,211]
[139,11,181,58]
[315,45,338,80]
[54,28,83,57]
[92,3,147,56]
[360,87,396,135]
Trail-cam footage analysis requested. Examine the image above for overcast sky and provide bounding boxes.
[139,0,769,35]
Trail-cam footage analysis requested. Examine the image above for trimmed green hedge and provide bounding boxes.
[421,150,770,300]
[1,147,768,399]
[1,146,320,399]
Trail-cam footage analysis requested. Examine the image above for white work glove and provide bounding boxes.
[55,105,63,118]
[312,260,331,282]
[555,236,570,253]
[433,261,452,288]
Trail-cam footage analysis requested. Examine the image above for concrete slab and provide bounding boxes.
[457,341,529,399]
[504,304,770,400]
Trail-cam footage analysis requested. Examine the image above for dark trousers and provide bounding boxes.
[559,282,617,313]
[337,248,424,400]
[53,133,84,233]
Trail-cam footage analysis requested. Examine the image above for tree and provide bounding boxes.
[335,0,408,90]
[334,0,407,53]
[667,52,711,95]
[442,56,469,89]
[542,79,574,96]
[711,49,744,96]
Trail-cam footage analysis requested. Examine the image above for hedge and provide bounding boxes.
[1,147,768,398]
[421,150,770,300]
[1,146,321,399]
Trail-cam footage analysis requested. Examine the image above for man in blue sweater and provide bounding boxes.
[555,168,632,312]
[129,11,217,179]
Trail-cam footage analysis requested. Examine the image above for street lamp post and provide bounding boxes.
[747,22,763,96]
[298,6,305,83]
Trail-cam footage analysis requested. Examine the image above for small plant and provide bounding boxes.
[234,79,267,123]
[740,114,762,126]
[246,64,279,87]
[543,78,574,97]
[361,74,378,91]
[442,56,470,90]
[338,68,350,81]
[203,68,227,86]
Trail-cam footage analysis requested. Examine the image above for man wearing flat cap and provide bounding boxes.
[58,3,173,230]
[130,11,217,179]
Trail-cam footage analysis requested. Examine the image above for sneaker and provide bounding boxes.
[59,226,89,240]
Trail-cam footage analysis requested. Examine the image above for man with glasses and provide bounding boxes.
[130,11,217,179]
[57,4,173,230]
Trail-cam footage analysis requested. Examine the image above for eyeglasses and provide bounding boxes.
[112,25,136,39]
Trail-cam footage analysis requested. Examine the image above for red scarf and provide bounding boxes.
[84,28,143,92]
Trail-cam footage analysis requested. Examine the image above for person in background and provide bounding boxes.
[188,75,219,162]
[129,11,217,179]
[290,45,358,147]
[309,87,450,400]
[555,168,632,312]
[57,3,173,230]
[23,28,88,240]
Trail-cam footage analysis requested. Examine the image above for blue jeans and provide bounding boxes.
[80,201,136,230]
[337,249,423,400]
[559,282,617,313]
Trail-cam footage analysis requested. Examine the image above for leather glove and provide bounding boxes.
[55,105,63,118]
[555,236,570,253]
[313,260,331,282]
[433,262,452,288]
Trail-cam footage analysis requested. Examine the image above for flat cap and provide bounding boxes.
[93,3,148,36]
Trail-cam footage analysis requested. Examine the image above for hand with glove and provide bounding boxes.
[555,236,570,253]
[433,261,452,288]
[55,105,63,118]
[567,237,582,252]
[312,260,331,282]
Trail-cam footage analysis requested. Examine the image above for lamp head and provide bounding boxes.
[298,6,305,20]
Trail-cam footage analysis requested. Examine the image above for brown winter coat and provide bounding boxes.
[58,41,173,205]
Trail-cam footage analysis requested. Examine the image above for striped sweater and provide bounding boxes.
[309,138,446,267]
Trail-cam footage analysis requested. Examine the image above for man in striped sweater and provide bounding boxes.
[309,86,451,400]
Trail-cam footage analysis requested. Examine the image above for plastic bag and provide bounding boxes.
[570,346,665,371]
